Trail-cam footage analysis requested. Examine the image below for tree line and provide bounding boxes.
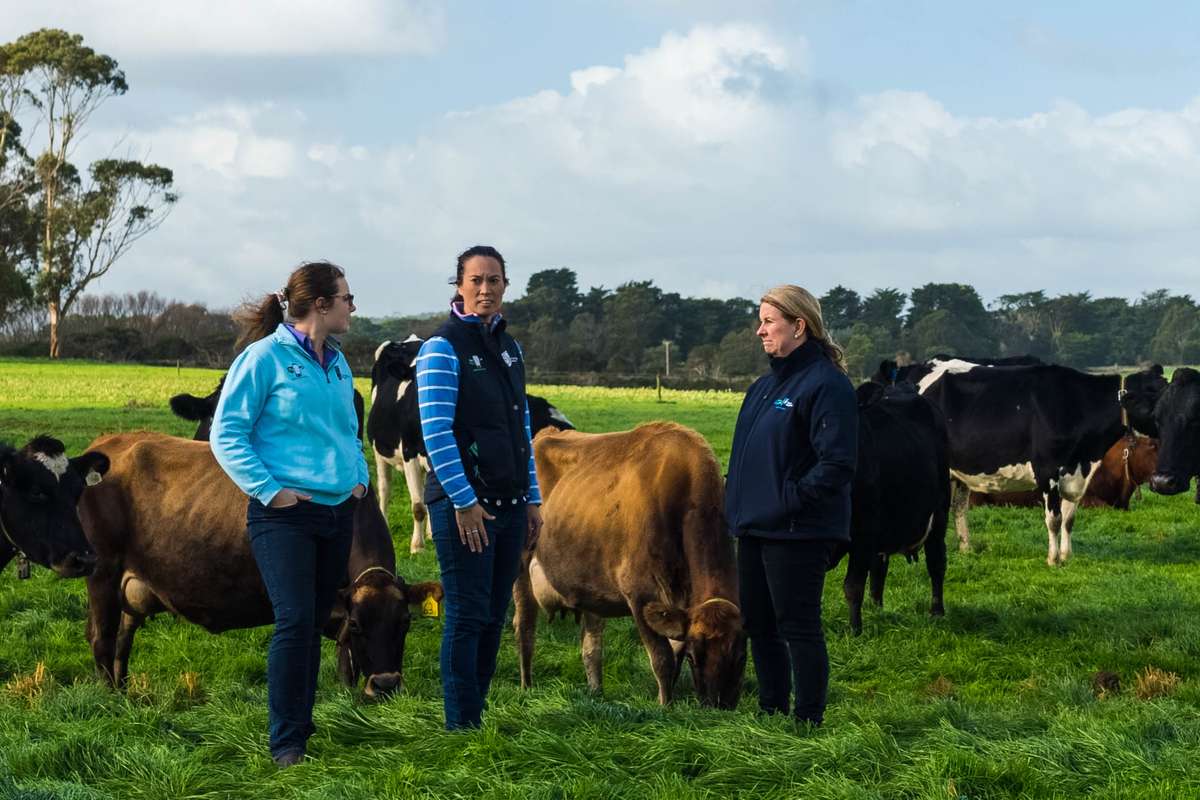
[3,270,1197,386]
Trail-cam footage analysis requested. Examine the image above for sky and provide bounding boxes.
[3,1,1200,316]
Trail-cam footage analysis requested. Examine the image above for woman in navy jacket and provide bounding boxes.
[725,284,857,726]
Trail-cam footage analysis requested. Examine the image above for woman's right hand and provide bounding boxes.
[269,488,312,508]
[455,503,496,553]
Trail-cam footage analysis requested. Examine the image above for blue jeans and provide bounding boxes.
[430,497,527,730]
[247,497,355,757]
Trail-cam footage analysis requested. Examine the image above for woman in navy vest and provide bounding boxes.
[415,245,544,730]
[724,284,857,727]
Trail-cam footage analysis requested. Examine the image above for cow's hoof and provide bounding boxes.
[930,606,945,618]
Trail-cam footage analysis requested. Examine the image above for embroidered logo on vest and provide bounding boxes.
[469,355,485,371]
[501,350,517,367]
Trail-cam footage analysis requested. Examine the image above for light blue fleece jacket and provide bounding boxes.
[210,323,370,507]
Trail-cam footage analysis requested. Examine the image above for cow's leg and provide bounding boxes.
[842,549,870,636]
[113,575,163,688]
[631,605,680,705]
[374,450,391,513]
[402,457,428,554]
[868,554,890,608]
[950,479,971,553]
[1042,489,1063,567]
[512,569,538,690]
[1058,498,1078,563]
[86,562,123,686]
[580,612,606,694]
[112,611,146,689]
[925,510,948,618]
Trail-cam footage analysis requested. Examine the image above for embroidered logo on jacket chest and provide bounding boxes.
[286,363,304,379]
[501,350,518,367]
[773,397,794,410]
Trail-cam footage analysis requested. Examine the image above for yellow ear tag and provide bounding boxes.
[422,596,440,618]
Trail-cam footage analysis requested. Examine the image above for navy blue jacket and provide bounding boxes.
[420,312,534,506]
[725,339,858,541]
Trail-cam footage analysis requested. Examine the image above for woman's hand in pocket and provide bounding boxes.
[269,488,312,508]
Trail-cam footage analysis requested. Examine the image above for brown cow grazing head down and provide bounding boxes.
[643,598,746,710]
[329,567,443,699]
[1,436,109,578]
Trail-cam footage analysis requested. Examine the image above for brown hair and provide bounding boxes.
[234,261,345,350]
[761,284,848,373]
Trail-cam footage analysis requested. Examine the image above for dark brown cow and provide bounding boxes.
[513,422,746,708]
[971,435,1159,510]
[78,432,440,697]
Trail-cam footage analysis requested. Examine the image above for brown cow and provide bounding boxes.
[78,432,440,697]
[971,435,1158,510]
[513,422,746,709]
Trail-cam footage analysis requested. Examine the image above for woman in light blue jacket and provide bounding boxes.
[210,261,369,767]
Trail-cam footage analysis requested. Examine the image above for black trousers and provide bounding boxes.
[737,535,836,725]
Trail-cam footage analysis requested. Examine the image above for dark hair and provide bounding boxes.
[234,260,345,350]
[449,245,508,304]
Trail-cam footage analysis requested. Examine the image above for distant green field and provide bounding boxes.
[2,358,1199,800]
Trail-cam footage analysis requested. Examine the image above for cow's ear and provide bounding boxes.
[403,581,444,605]
[69,451,110,487]
[642,602,688,641]
[1151,364,1164,376]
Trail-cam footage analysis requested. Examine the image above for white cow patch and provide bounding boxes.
[918,359,980,394]
[1054,461,1102,502]
[33,452,69,481]
[397,379,411,404]
[403,334,421,344]
[549,406,574,428]
[951,462,1036,494]
[374,340,392,362]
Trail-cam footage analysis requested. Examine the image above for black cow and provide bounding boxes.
[1148,367,1200,503]
[1,436,109,578]
[873,354,1044,390]
[366,336,576,553]
[922,364,1164,565]
[169,375,365,441]
[834,382,950,634]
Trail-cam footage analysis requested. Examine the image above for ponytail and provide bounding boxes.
[234,294,286,351]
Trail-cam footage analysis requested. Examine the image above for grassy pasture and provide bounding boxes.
[1,357,1199,800]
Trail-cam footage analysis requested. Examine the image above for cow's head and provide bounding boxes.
[527,395,575,436]
[1120,365,1168,436]
[329,569,443,699]
[372,336,423,388]
[1149,367,1200,501]
[169,376,225,441]
[0,437,109,577]
[643,598,746,709]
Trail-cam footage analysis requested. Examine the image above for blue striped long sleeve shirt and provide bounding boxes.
[415,336,542,510]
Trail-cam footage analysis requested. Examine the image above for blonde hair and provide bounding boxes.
[760,285,848,374]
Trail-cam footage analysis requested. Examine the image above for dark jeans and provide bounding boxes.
[738,535,837,725]
[430,497,527,730]
[247,497,355,757]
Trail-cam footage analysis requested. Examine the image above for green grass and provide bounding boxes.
[2,358,1200,799]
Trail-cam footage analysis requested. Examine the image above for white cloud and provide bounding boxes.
[0,0,445,56]
[80,23,1200,315]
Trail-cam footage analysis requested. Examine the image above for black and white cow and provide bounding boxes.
[835,382,951,634]
[1148,367,1200,503]
[872,354,1044,390]
[1,436,109,578]
[921,364,1165,565]
[367,336,576,554]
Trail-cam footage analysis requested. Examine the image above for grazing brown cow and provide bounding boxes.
[78,432,440,696]
[971,435,1158,511]
[513,422,746,708]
